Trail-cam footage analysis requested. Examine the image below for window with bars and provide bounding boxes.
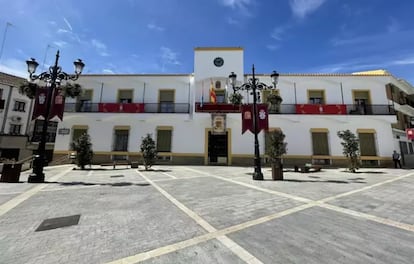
[159,90,174,113]
[308,90,324,104]
[118,89,133,103]
[113,130,129,151]
[157,129,172,152]
[359,133,377,156]
[13,101,26,112]
[311,132,330,155]
[9,124,21,134]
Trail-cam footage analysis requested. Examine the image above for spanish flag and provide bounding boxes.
[210,80,216,103]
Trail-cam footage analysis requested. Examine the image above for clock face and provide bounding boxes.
[214,57,224,67]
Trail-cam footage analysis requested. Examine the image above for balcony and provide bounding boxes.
[64,103,190,113]
[195,102,241,113]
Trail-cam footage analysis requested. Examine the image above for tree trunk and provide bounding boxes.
[272,160,283,180]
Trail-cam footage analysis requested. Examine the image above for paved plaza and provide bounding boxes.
[0,165,414,263]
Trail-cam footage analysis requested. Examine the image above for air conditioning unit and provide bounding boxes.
[10,116,22,122]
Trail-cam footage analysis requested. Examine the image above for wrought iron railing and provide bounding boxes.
[64,103,190,113]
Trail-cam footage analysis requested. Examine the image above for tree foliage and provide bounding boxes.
[337,130,360,172]
[71,133,94,170]
[19,81,38,99]
[140,133,157,170]
[265,129,287,164]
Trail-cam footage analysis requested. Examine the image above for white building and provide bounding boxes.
[52,47,414,167]
[0,72,34,161]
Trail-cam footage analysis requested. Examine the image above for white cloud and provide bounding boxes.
[266,44,279,51]
[147,23,165,31]
[270,26,286,41]
[63,17,73,31]
[102,69,114,74]
[91,39,110,57]
[0,58,28,78]
[220,0,252,9]
[392,57,414,66]
[289,0,326,19]
[159,47,180,72]
[218,0,254,16]
[53,41,68,48]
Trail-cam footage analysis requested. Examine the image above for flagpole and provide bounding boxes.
[0,22,12,67]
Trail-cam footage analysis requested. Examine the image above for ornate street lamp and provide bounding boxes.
[229,65,279,180]
[26,50,84,183]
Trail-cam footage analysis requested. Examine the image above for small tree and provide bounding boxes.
[266,130,287,180]
[140,134,157,170]
[337,130,360,172]
[71,133,94,170]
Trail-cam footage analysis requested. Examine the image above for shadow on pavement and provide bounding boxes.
[44,181,151,187]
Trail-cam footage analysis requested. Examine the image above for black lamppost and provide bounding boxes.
[26,50,84,183]
[229,65,279,180]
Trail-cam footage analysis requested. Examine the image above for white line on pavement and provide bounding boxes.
[0,167,74,217]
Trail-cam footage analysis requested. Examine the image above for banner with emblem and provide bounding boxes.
[32,87,49,120]
[241,104,269,134]
[50,88,65,121]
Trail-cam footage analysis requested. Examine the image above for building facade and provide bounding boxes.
[52,47,414,167]
[0,72,34,161]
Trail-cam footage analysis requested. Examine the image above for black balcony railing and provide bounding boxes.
[64,103,190,113]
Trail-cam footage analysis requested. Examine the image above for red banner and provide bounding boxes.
[295,104,347,114]
[49,89,65,121]
[98,103,145,113]
[241,104,269,134]
[406,128,414,140]
[32,87,48,120]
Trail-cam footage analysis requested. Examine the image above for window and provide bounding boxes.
[308,90,324,104]
[157,128,172,152]
[113,129,129,151]
[9,124,21,134]
[13,101,26,112]
[353,91,371,114]
[311,131,329,155]
[159,90,174,113]
[215,90,226,103]
[118,89,133,103]
[77,89,93,112]
[359,132,377,156]
[409,142,413,154]
[0,89,3,99]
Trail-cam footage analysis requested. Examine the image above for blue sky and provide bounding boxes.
[0,0,414,84]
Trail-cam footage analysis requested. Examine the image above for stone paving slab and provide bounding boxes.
[0,172,206,264]
[141,239,245,264]
[155,175,304,229]
[228,206,414,264]
[1,165,414,264]
[183,166,402,200]
[329,176,414,225]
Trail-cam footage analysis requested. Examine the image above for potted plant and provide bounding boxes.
[266,130,287,180]
[228,92,243,105]
[18,81,38,99]
[266,92,283,113]
[62,83,82,98]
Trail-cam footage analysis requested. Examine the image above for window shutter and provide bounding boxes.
[157,130,172,152]
[312,132,329,155]
[159,91,174,102]
[359,133,376,156]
